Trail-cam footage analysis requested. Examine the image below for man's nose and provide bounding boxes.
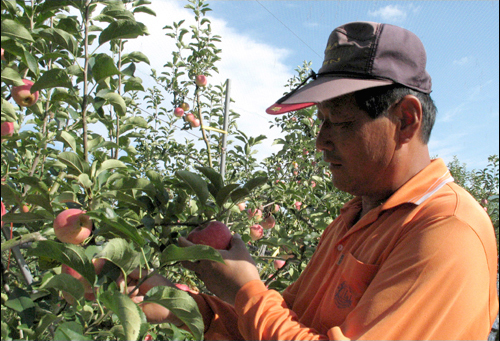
[315,123,332,152]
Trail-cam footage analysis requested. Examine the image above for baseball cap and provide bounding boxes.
[266,21,432,115]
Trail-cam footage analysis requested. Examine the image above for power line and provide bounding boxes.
[255,0,321,59]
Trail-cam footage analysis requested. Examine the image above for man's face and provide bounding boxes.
[316,93,398,198]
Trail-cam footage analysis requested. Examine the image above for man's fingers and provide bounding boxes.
[178,236,194,247]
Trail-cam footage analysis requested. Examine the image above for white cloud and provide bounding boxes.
[368,5,407,22]
[119,0,295,164]
[453,56,469,66]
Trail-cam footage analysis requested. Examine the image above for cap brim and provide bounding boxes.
[266,102,316,115]
[266,76,394,115]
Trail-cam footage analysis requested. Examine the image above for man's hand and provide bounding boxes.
[179,233,261,305]
[124,268,184,326]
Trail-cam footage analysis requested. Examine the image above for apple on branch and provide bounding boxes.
[12,79,39,107]
[53,209,93,244]
[174,107,184,118]
[195,75,207,87]
[249,224,264,241]
[1,122,14,138]
[187,221,232,250]
[261,214,276,230]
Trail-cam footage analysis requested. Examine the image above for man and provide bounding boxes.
[133,21,498,340]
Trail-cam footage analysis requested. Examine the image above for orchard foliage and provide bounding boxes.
[1,1,498,340]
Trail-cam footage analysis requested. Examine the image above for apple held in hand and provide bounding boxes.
[1,122,14,137]
[195,75,207,87]
[54,209,93,244]
[187,221,232,250]
[12,79,39,107]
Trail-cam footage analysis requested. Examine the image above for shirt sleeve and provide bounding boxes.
[233,216,496,340]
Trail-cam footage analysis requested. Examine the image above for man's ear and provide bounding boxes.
[393,95,423,144]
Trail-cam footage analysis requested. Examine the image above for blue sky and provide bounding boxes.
[129,1,499,171]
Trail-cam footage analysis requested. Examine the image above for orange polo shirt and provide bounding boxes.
[193,159,498,340]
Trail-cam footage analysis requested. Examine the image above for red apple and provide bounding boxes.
[12,79,39,107]
[53,209,93,244]
[274,204,280,213]
[195,75,207,87]
[1,201,5,227]
[261,214,275,230]
[311,181,316,188]
[237,202,246,211]
[481,198,488,206]
[61,263,95,303]
[1,48,5,61]
[294,201,302,210]
[190,118,200,128]
[187,221,232,250]
[92,258,106,275]
[144,335,153,341]
[21,205,30,213]
[180,102,190,111]
[247,208,262,221]
[174,107,184,118]
[249,224,263,241]
[273,259,286,270]
[1,122,14,137]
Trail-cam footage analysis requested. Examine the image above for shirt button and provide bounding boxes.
[337,244,343,251]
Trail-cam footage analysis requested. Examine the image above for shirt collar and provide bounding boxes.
[381,158,454,210]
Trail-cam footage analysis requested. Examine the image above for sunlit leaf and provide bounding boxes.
[100,291,146,341]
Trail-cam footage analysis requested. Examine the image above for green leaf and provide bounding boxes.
[27,241,95,286]
[125,116,148,128]
[1,67,25,86]
[160,244,224,264]
[243,176,268,192]
[100,291,146,341]
[78,173,92,188]
[31,69,72,93]
[1,19,34,42]
[176,171,209,205]
[99,19,149,46]
[124,77,144,92]
[58,151,89,175]
[37,28,78,56]
[1,98,17,121]
[215,183,240,208]
[92,53,120,82]
[5,287,36,327]
[195,166,223,192]
[25,193,54,214]
[95,159,127,178]
[121,51,150,65]
[109,177,154,193]
[144,287,204,340]
[2,212,47,223]
[95,238,142,276]
[57,131,78,153]
[54,321,92,341]
[40,273,84,301]
[22,51,39,77]
[230,187,250,204]
[132,6,156,16]
[88,212,145,247]
[100,92,127,116]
